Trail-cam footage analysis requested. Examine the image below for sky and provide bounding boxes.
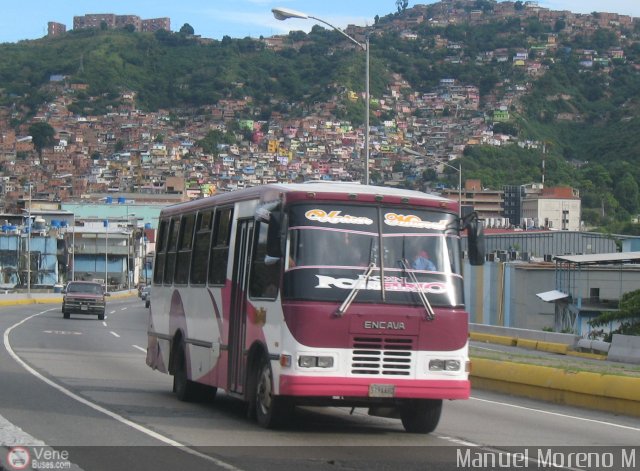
[2,1,640,44]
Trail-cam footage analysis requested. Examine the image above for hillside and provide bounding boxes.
[2,0,640,231]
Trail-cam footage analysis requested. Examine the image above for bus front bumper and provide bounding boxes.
[279,375,470,400]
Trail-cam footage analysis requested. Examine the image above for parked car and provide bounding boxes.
[62,281,110,320]
[141,285,151,308]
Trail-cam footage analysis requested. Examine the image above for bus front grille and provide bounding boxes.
[350,336,414,376]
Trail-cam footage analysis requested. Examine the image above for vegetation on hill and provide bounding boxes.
[1,2,640,231]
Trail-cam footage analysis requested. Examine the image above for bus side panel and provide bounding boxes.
[179,286,223,383]
[146,286,172,373]
[184,283,235,389]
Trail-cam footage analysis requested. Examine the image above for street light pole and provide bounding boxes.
[403,147,462,217]
[27,184,31,297]
[272,7,370,185]
[71,213,75,282]
[104,219,108,293]
[126,213,136,292]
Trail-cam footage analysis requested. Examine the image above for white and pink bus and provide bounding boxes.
[146,182,484,433]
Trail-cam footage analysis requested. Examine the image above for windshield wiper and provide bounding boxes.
[334,239,376,317]
[334,262,376,317]
[400,258,435,321]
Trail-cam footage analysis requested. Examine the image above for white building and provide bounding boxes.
[521,186,581,231]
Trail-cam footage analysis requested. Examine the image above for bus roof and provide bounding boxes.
[159,183,458,217]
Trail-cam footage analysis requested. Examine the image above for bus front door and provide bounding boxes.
[228,218,254,395]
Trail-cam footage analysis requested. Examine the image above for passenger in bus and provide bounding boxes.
[339,232,371,267]
[412,250,436,271]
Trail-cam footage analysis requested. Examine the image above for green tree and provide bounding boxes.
[589,289,640,340]
[614,174,639,214]
[28,122,56,157]
[179,23,195,35]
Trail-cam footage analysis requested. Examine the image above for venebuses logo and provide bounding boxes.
[6,447,30,470]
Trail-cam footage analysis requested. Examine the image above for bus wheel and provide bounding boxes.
[173,344,199,402]
[400,399,442,434]
[255,357,293,429]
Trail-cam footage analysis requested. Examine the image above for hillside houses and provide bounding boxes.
[1,0,639,209]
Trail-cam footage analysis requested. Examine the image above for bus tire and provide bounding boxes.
[400,399,442,434]
[254,357,293,429]
[173,344,199,402]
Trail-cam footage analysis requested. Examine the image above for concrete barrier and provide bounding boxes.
[608,334,640,364]
[469,324,577,355]
[0,291,136,307]
[576,338,611,353]
[470,357,640,418]
[470,323,579,345]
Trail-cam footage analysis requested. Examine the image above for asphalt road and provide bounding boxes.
[1,298,639,471]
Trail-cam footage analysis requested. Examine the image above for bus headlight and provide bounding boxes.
[429,359,461,371]
[298,355,334,368]
[317,356,334,368]
[445,360,461,371]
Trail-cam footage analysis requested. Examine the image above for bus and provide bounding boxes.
[146,182,484,433]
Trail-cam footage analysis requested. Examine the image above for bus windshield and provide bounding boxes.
[283,203,464,307]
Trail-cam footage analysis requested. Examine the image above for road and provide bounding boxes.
[1,298,639,471]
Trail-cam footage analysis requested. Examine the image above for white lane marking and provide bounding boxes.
[109,331,120,338]
[132,345,146,353]
[109,310,116,314]
[102,322,108,327]
[3,309,244,471]
[470,396,640,432]
[436,435,480,447]
[121,307,127,311]
[43,330,82,335]
[471,345,506,353]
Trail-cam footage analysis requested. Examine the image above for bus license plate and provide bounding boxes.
[369,384,395,398]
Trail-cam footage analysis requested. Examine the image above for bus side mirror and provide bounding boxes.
[255,201,282,260]
[266,217,282,259]
[462,212,485,266]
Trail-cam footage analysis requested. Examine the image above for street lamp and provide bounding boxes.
[272,7,370,185]
[402,147,462,217]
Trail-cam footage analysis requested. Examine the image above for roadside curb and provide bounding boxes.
[470,357,640,418]
[471,332,578,356]
[0,292,136,307]
[0,298,60,306]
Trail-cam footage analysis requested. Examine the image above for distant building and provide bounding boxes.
[522,186,581,231]
[74,14,116,30]
[141,18,171,33]
[442,179,504,221]
[47,22,66,37]
[73,14,170,33]
[503,183,544,226]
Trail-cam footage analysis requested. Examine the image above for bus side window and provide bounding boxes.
[249,222,280,300]
[153,219,168,285]
[190,210,213,285]
[164,217,180,284]
[209,207,233,285]
[175,213,195,285]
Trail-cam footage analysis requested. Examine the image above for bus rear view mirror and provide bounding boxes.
[256,201,283,259]
[462,212,485,266]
